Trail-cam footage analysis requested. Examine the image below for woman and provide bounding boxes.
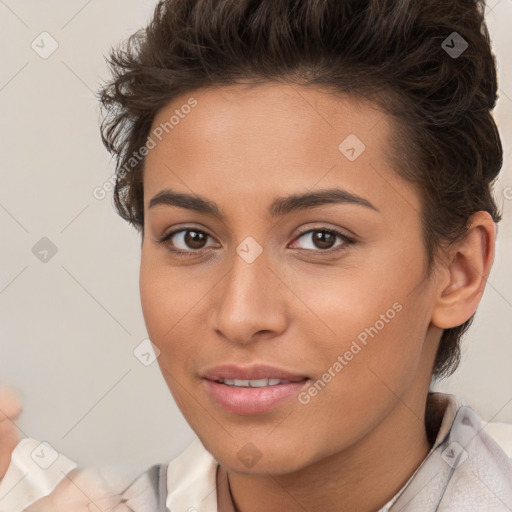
[1,0,511,510]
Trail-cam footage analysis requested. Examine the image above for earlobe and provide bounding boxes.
[431,211,496,330]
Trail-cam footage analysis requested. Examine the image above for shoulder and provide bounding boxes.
[434,402,512,510]
[116,437,218,512]
[391,394,512,511]
[120,462,169,512]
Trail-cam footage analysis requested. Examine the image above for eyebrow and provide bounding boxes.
[148,187,379,220]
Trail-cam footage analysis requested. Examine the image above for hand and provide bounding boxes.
[23,467,135,512]
[1,390,134,511]
[0,387,23,480]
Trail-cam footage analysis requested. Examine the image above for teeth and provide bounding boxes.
[219,378,291,387]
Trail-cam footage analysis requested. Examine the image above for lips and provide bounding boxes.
[203,378,310,414]
[201,363,309,382]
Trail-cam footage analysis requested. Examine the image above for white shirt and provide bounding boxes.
[1,392,511,511]
[164,392,512,511]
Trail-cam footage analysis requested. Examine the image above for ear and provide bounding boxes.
[431,211,496,329]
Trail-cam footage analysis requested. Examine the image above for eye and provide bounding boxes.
[157,227,218,258]
[156,225,355,258]
[290,227,354,254]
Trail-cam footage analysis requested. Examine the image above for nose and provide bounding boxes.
[211,249,288,345]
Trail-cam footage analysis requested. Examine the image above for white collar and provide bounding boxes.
[166,436,219,511]
[165,393,505,512]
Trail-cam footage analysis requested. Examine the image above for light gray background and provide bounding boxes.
[1,0,511,472]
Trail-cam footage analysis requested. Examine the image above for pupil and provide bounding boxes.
[314,231,334,249]
[182,230,336,251]
[185,230,205,249]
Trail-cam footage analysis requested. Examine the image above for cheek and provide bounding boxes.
[294,303,428,453]
[302,257,432,392]
[139,259,185,369]
[139,253,194,339]
[139,254,210,380]
[314,303,421,393]
[139,259,166,340]
[139,258,199,406]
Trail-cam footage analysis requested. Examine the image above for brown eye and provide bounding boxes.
[158,228,217,255]
[181,230,208,249]
[309,231,337,250]
[291,228,354,253]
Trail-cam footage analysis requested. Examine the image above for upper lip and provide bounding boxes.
[201,364,309,382]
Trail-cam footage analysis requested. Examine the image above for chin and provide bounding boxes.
[203,437,314,476]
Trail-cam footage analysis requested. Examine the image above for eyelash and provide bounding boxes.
[156,226,355,259]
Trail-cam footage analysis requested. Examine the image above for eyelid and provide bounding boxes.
[158,226,219,249]
[293,224,356,240]
[290,226,355,253]
[157,223,355,259]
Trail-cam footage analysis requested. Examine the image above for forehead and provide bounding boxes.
[148,82,387,160]
[143,82,418,218]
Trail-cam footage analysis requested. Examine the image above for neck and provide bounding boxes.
[227,391,434,512]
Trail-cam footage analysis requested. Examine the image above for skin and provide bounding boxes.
[0,389,133,511]
[139,82,495,512]
[0,388,22,478]
[0,82,493,511]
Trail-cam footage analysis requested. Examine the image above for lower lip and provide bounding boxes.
[203,379,309,415]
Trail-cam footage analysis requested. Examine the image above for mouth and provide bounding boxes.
[200,363,310,414]
[201,363,309,383]
[203,376,310,415]
[214,377,306,388]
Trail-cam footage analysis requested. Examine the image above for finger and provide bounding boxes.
[0,388,23,421]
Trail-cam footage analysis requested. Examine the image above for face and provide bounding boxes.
[140,82,441,475]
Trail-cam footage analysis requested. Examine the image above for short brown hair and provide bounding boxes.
[98,0,503,379]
